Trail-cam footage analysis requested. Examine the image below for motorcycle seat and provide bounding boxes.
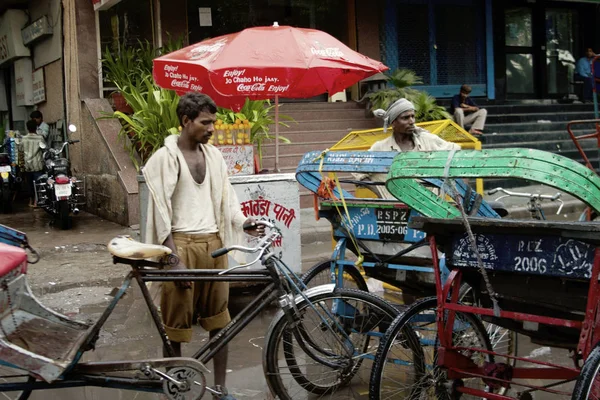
[107,235,172,260]
[0,243,27,278]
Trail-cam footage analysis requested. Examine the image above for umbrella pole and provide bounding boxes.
[274,94,280,172]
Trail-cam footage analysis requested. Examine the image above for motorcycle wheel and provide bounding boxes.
[58,200,72,230]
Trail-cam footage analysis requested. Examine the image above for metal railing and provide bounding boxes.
[566,119,600,172]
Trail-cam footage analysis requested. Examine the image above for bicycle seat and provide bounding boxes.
[108,235,172,260]
[0,243,27,278]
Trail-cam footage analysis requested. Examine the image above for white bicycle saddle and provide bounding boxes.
[107,235,172,260]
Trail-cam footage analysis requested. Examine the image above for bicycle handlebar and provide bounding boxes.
[487,187,564,215]
[487,187,562,201]
[210,221,281,274]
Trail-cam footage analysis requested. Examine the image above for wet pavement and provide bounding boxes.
[0,200,588,399]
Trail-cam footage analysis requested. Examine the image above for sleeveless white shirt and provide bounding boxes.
[171,159,218,234]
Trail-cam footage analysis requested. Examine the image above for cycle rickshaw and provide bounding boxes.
[370,148,600,399]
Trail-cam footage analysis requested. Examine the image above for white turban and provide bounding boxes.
[373,98,415,132]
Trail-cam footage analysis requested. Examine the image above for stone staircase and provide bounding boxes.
[474,101,599,190]
[259,101,379,207]
[258,100,600,208]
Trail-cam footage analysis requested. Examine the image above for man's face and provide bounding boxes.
[32,117,42,126]
[392,110,416,136]
[460,89,470,100]
[183,111,216,144]
[587,48,595,59]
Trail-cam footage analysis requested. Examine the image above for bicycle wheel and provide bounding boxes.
[301,260,368,291]
[572,341,600,399]
[459,283,518,367]
[263,288,415,399]
[370,297,494,400]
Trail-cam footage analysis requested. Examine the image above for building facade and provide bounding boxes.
[0,0,598,225]
[3,0,599,133]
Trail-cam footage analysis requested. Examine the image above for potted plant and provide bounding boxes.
[366,68,449,122]
[105,77,180,171]
[102,45,140,114]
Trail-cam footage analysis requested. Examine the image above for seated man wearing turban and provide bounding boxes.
[357,98,459,198]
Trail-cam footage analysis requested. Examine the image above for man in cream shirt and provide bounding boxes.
[359,98,459,198]
[143,92,263,399]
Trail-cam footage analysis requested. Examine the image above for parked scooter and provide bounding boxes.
[0,143,18,214]
[35,124,84,229]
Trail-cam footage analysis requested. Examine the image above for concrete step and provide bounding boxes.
[486,111,598,124]
[479,129,589,146]
[261,142,344,157]
[483,103,595,114]
[277,118,379,134]
[277,101,364,111]
[484,139,590,156]
[443,102,595,114]
[283,108,370,121]
[484,120,598,133]
[264,128,357,143]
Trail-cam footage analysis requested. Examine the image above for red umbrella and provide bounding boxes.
[153,23,388,170]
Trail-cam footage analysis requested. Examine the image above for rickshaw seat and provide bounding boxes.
[0,243,27,277]
[0,266,91,383]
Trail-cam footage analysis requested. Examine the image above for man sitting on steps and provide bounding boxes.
[451,84,487,135]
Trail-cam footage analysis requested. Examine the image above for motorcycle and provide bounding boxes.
[35,124,85,229]
[0,142,18,214]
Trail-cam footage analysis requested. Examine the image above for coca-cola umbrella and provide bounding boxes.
[153,23,388,171]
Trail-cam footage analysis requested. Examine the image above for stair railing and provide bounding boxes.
[566,119,600,171]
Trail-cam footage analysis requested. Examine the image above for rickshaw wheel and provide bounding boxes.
[459,284,519,368]
[572,341,600,399]
[263,288,412,399]
[369,297,495,400]
[302,260,368,291]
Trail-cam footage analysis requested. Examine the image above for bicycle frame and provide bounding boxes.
[0,260,278,393]
[0,244,364,395]
[99,257,282,363]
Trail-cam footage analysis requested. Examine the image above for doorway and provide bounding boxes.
[504,5,578,98]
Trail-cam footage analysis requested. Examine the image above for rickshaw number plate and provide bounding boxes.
[449,233,595,279]
[340,206,413,241]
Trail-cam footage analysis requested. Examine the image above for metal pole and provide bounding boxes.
[593,56,600,165]
[274,94,280,172]
[593,55,599,120]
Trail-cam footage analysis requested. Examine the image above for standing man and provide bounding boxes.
[451,84,487,135]
[143,92,263,399]
[21,120,45,207]
[359,98,460,198]
[30,111,50,146]
[576,48,596,103]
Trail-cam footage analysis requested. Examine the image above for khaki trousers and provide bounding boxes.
[160,232,230,343]
[454,108,487,131]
